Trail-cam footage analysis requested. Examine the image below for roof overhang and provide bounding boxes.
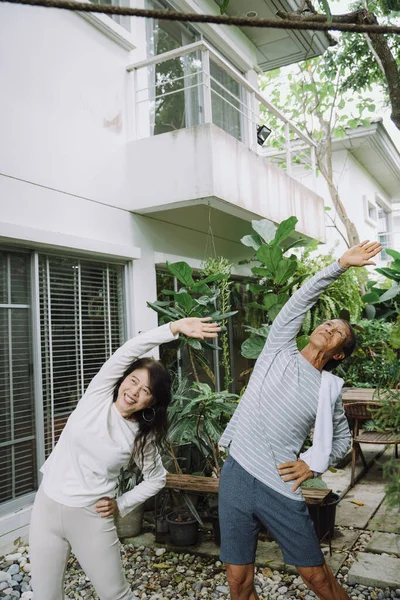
[332,119,400,200]
[213,0,334,71]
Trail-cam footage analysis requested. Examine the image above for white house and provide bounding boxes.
[0,0,337,552]
[266,119,400,262]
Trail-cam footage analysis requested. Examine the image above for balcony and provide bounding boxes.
[126,41,326,243]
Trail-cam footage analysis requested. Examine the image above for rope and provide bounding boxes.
[2,0,400,35]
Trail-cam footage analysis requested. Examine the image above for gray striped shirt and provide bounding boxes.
[220,261,351,501]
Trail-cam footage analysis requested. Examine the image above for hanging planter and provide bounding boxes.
[166,510,199,546]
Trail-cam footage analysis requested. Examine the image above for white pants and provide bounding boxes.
[29,486,137,600]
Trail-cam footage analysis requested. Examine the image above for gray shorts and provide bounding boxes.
[218,455,325,567]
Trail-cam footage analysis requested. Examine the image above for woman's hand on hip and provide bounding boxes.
[170,317,221,339]
[95,497,119,518]
[278,459,314,492]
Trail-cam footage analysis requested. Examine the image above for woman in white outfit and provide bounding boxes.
[29,317,220,600]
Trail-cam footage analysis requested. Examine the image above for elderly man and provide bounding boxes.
[219,241,381,600]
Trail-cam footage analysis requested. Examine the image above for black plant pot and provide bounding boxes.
[308,492,341,541]
[208,505,220,546]
[166,511,199,546]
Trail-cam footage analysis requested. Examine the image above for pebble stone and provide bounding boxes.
[1,539,400,599]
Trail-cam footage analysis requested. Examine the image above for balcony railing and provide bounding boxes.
[126,40,317,186]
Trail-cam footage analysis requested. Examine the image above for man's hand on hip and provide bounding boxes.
[278,459,314,492]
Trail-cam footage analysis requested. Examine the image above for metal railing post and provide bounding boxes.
[311,145,317,191]
[201,48,212,124]
[285,122,292,176]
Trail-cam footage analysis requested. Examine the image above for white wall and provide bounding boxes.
[294,150,398,262]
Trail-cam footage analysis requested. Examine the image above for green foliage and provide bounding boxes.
[241,325,270,360]
[338,319,397,387]
[363,249,400,321]
[384,459,400,511]
[168,381,238,475]
[148,260,237,385]
[115,464,141,496]
[295,251,364,335]
[371,398,400,432]
[301,477,328,489]
[202,257,233,390]
[239,218,364,362]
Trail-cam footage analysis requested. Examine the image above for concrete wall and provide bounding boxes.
[128,123,326,241]
[293,150,399,262]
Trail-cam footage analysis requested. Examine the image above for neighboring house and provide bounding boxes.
[265,119,400,264]
[0,0,333,551]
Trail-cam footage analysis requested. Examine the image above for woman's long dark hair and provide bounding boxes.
[323,319,357,372]
[113,358,172,468]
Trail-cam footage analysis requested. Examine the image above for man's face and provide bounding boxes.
[309,319,349,360]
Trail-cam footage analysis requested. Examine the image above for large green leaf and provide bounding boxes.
[146,301,180,320]
[241,335,266,359]
[256,244,283,274]
[186,338,203,351]
[241,234,263,251]
[274,258,298,285]
[219,0,229,14]
[262,293,278,310]
[379,284,400,302]
[386,249,400,262]
[207,310,238,321]
[375,267,400,282]
[174,291,193,312]
[252,219,277,244]
[362,291,382,304]
[364,304,376,319]
[192,274,228,288]
[251,267,271,277]
[166,261,194,287]
[274,216,298,246]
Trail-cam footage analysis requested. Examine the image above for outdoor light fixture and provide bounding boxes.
[246,10,258,17]
[257,124,272,146]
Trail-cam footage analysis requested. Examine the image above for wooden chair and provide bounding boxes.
[343,398,400,487]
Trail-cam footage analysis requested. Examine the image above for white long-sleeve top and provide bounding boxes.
[40,323,178,518]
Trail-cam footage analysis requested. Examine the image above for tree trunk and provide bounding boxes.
[316,142,360,248]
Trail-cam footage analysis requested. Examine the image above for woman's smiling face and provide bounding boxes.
[114,368,153,419]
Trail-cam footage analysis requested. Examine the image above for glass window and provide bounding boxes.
[377,207,390,259]
[0,251,36,505]
[210,60,243,142]
[39,256,125,458]
[91,0,131,32]
[155,268,253,393]
[144,0,202,136]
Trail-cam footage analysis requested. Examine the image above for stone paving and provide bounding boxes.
[0,445,399,599]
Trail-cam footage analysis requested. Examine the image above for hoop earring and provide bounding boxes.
[142,407,156,423]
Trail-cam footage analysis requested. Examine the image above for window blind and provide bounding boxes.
[0,251,36,504]
[39,255,125,459]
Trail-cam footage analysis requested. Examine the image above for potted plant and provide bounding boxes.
[302,478,341,540]
[114,465,144,539]
[166,510,199,546]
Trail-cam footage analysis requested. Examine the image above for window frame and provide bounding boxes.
[0,246,129,516]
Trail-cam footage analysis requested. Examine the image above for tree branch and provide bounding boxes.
[277,8,400,129]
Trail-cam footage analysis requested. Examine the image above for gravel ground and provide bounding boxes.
[1,530,400,600]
